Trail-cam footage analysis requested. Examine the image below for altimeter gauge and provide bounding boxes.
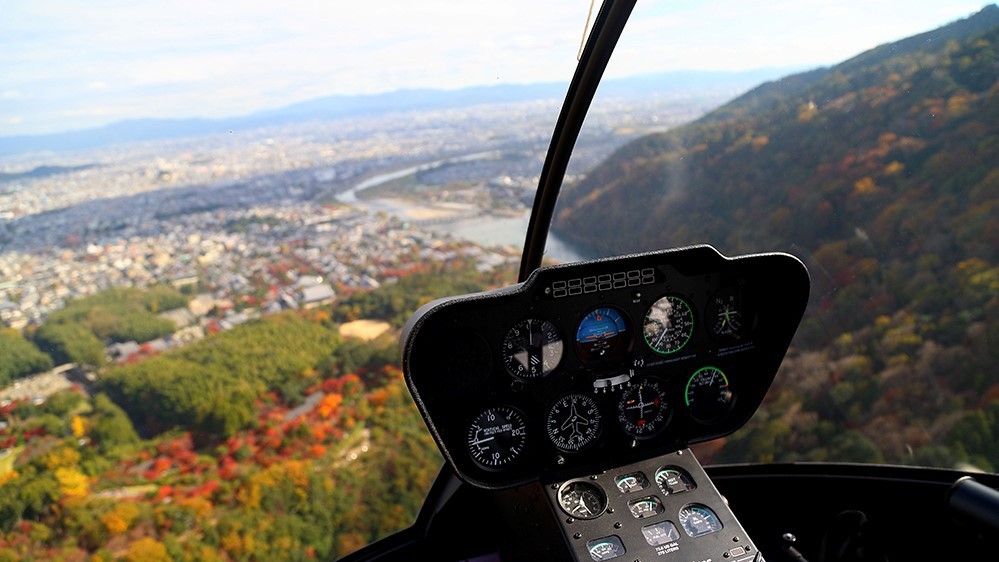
[643,295,694,355]
[546,393,602,452]
[502,318,564,380]
[467,406,528,469]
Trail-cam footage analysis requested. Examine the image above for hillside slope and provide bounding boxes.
[555,7,999,468]
[555,6,999,343]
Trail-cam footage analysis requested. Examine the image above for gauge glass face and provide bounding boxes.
[678,504,723,538]
[628,495,664,519]
[557,480,608,520]
[586,536,626,561]
[643,295,694,355]
[617,378,670,438]
[654,466,697,496]
[685,366,733,423]
[642,521,681,546]
[466,406,527,469]
[546,393,602,452]
[707,288,746,342]
[502,318,563,380]
[614,471,649,494]
[575,306,631,364]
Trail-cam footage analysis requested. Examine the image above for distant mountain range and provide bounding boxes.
[0,68,791,158]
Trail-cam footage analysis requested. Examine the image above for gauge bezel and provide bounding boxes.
[557,478,608,520]
[677,503,724,538]
[684,366,734,424]
[574,305,633,365]
[642,293,695,355]
[546,392,603,453]
[501,317,565,381]
[617,377,671,438]
[466,405,529,470]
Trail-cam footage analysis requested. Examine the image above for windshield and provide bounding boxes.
[1,1,997,559]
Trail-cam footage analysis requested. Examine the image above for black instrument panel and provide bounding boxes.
[401,246,809,489]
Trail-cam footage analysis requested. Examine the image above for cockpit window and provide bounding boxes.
[1,1,997,560]
[555,0,999,471]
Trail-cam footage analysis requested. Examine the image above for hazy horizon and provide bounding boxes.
[2,1,992,136]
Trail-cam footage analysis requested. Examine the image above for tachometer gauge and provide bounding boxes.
[557,479,607,520]
[546,393,602,452]
[617,378,670,438]
[575,306,631,364]
[654,466,697,496]
[502,318,563,380]
[678,504,723,538]
[643,295,694,355]
[707,288,746,342]
[466,406,528,469]
[685,366,733,423]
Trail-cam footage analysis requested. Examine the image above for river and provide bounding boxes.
[336,155,591,264]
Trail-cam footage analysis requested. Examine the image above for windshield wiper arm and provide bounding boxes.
[519,0,637,282]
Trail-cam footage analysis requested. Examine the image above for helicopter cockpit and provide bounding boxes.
[401,245,807,561]
[342,1,999,561]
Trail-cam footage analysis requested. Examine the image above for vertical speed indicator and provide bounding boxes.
[467,406,528,469]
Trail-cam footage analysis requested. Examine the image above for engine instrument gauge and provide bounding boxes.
[466,406,528,469]
[678,504,723,538]
[557,479,608,520]
[546,393,602,452]
[654,466,697,496]
[586,536,626,560]
[627,495,665,519]
[617,378,670,438]
[575,306,631,364]
[642,521,681,546]
[685,366,733,423]
[643,294,694,355]
[707,288,747,342]
[502,318,563,380]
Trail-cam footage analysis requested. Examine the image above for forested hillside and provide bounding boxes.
[0,263,506,560]
[556,7,999,468]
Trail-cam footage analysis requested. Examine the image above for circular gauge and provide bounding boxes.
[643,295,694,355]
[557,479,608,520]
[466,406,528,469]
[707,288,747,342]
[685,366,734,423]
[654,466,697,496]
[678,504,723,538]
[502,318,563,380]
[575,306,631,364]
[546,393,602,452]
[617,378,670,438]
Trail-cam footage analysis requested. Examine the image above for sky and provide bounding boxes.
[1,0,993,137]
